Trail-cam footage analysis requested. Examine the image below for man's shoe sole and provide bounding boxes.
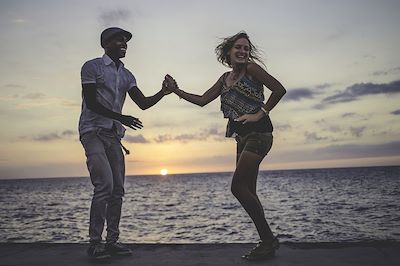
[89,254,111,260]
[108,250,132,256]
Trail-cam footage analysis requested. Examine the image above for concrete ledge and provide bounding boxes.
[0,242,399,266]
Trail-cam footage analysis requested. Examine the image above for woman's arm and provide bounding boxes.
[247,63,286,112]
[235,63,286,124]
[165,74,224,107]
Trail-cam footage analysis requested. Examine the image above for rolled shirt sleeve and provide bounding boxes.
[81,61,97,84]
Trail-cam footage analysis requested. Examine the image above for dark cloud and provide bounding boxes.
[341,112,356,118]
[327,125,342,133]
[304,131,328,143]
[315,83,333,90]
[275,124,292,131]
[98,9,131,27]
[124,134,150,144]
[2,84,25,89]
[350,126,366,138]
[316,141,400,159]
[154,128,224,143]
[373,67,400,76]
[269,141,400,163]
[33,133,61,142]
[314,119,343,133]
[314,118,372,139]
[61,130,76,137]
[21,130,76,142]
[319,80,400,107]
[391,109,400,115]
[22,93,46,99]
[283,88,315,101]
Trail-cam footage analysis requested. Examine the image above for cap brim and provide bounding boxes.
[110,30,132,42]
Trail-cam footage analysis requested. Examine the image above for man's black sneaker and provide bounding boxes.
[87,242,111,260]
[105,242,132,256]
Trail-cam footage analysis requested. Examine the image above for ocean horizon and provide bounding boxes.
[1,164,398,181]
[0,165,399,243]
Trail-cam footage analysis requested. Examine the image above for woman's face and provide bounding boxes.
[228,38,250,66]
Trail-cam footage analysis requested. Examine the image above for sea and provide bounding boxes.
[0,166,399,243]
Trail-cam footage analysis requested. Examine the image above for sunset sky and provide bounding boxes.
[0,0,399,179]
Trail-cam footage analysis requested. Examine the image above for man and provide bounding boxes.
[79,27,170,259]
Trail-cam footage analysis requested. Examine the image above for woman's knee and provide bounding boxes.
[231,180,246,199]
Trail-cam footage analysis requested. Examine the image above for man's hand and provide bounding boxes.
[164,74,179,93]
[162,79,173,95]
[119,115,143,130]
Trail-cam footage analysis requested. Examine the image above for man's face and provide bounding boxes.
[104,34,128,58]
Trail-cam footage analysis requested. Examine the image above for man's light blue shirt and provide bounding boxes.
[79,54,137,138]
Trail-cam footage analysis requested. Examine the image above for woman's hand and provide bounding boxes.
[235,111,265,124]
[163,74,179,94]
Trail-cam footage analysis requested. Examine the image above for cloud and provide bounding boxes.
[350,126,366,138]
[270,141,400,163]
[283,88,315,101]
[315,119,343,133]
[61,130,76,137]
[154,128,224,143]
[21,93,46,99]
[275,124,292,131]
[15,97,79,109]
[373,67,400,76]
[315,83,333,90]
[33,133,61,142]
[1,84,25,89]
[20,130,76,142]
[124,134,150,143]
[98,9,131,26]
[341,112,356,118]
[304,131,328,143]
[391,109,400,115]
[316,141,400,159]
[319,80,400,107]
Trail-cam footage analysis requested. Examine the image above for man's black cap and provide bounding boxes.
[100,27,132,48]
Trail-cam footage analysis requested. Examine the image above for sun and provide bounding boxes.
[160,169,168,176]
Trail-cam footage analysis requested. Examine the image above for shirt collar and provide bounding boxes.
[102,54,124,68]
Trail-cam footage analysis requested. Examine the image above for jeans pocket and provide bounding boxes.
[80,131,96,145]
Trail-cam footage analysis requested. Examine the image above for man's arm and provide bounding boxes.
[127,85,168,110]
[82,83,143,130]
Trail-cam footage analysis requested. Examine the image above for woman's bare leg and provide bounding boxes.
[231,151,273,241]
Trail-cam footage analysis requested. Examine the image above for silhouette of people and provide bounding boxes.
[79,27,170,260]
[165,31,286,260]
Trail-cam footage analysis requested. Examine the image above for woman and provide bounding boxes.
[166,31,286,260]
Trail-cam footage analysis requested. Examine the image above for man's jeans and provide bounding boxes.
[80,128,125,244]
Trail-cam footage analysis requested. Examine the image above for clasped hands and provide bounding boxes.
[120,75,179,130]
[161,74,264,124]
[162,74,179,95]
[122,74,264,130]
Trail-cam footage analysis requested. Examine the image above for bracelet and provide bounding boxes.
[261,107,269,115]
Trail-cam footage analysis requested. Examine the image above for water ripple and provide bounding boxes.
[0,166,399,243]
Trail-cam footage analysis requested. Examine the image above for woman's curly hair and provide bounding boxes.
[215,31,265,68]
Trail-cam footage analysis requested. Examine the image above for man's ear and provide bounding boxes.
[103,40,111,49]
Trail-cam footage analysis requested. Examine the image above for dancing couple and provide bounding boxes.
[79,27,286,261]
